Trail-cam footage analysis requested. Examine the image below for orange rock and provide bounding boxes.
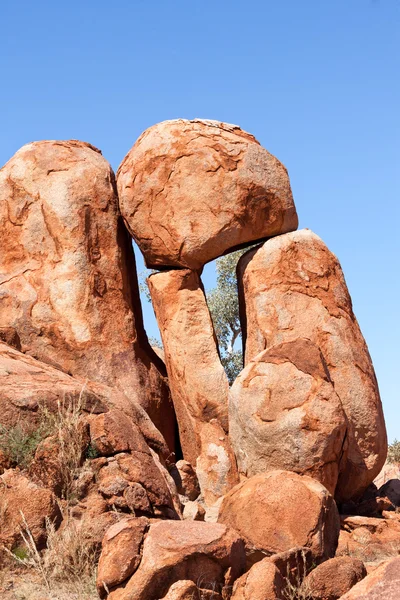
[174,460,200,501]
[231,558,286,600]
[229,338,347,494]
[117,119,298,269]
[160,581,222,600]
[0,470,61,549]
[148,269,238,504]
[96,517,149,598]
[337,514,400,563]
[218,470,340,564]
[337,556,400,599]
[106,520,246,600]
[0,342,170,461]
[0,140,175,451]
[303,556,366,600]
[238,229,387,501]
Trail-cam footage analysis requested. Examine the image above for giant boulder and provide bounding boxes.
[117,119,298,269]
[237,229,387,501]
[0,140,175,450]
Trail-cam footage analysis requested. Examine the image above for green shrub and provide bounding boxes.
[0,421,49,468]
[388,439,400,464]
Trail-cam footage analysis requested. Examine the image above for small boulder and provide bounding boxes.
[231,558,286,600]
[0,470,61,549]
[218,470,340,564]
[303,556,366,600]
[174,460,200,501]
[106,520,246,600]
[337,556,400,599]
[96,517,149,598]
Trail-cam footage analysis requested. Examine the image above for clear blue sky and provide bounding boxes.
[1,1,399,441]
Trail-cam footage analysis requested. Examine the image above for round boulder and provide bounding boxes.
[218,470,340,563]
[117,119,298,269]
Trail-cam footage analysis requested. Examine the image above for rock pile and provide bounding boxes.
[0,120,392,599]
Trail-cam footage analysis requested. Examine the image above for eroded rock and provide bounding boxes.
[117,119,298,269]
[0,140,175,450]
[218,470,340,565]
[148,269,238,504]
[237,229,387,501]
[229,338,347,494]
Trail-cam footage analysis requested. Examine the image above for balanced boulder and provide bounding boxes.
[117,119,298,269]
[229,338,347,494]
[237,229,387,501]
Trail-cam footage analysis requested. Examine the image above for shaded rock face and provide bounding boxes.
[237,229,387,501]
[100,519,246,600]
[218,470,340,564]
[117,119,298,269]
[0,470,61,549]
[303,556,367,600]
[0,342,169,461]
[0,140,175,451]
[338,556,400,600]
[148,269,239,504]
[229,338,348,495]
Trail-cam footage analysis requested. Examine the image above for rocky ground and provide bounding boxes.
[0,119,398,600]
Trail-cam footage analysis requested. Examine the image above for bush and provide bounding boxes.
[388,439,400,464]
[0,421,50,469]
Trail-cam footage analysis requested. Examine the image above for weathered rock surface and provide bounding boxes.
[231,557,286,600]
[117,119,298,269]
[97,517,149,597]
[160,580,222,600]
[0,140,175,450]
[337,556,400,599]
[0,342,169,460]
[218,470,340,564]
[173,460,200,501]
[0,470,61,549]
[148,269,238,504]
[378,479,400,507]
[303,556,367,600]
[237,229,387,501]
[229,338,347,494]
[103,520,246,600]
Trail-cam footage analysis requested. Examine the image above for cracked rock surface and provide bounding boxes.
[117,119,298,269]
[0,140,175,450]
[237,229,387,502]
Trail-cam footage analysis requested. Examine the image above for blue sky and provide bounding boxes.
[1,1,399,441]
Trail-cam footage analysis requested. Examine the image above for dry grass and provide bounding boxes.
[3,509,98,600]
[281,550,315,600]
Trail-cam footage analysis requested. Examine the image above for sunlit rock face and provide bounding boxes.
[0,140,175,450]
[117,118,298,270]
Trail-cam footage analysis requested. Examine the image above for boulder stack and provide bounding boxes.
[0,122,389,600]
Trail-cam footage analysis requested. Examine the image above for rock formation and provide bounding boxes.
[0,140,175,450]
[148,268,238,504]
[117,119,298,269]
[237,229,387,501]
[0,127,391,600]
